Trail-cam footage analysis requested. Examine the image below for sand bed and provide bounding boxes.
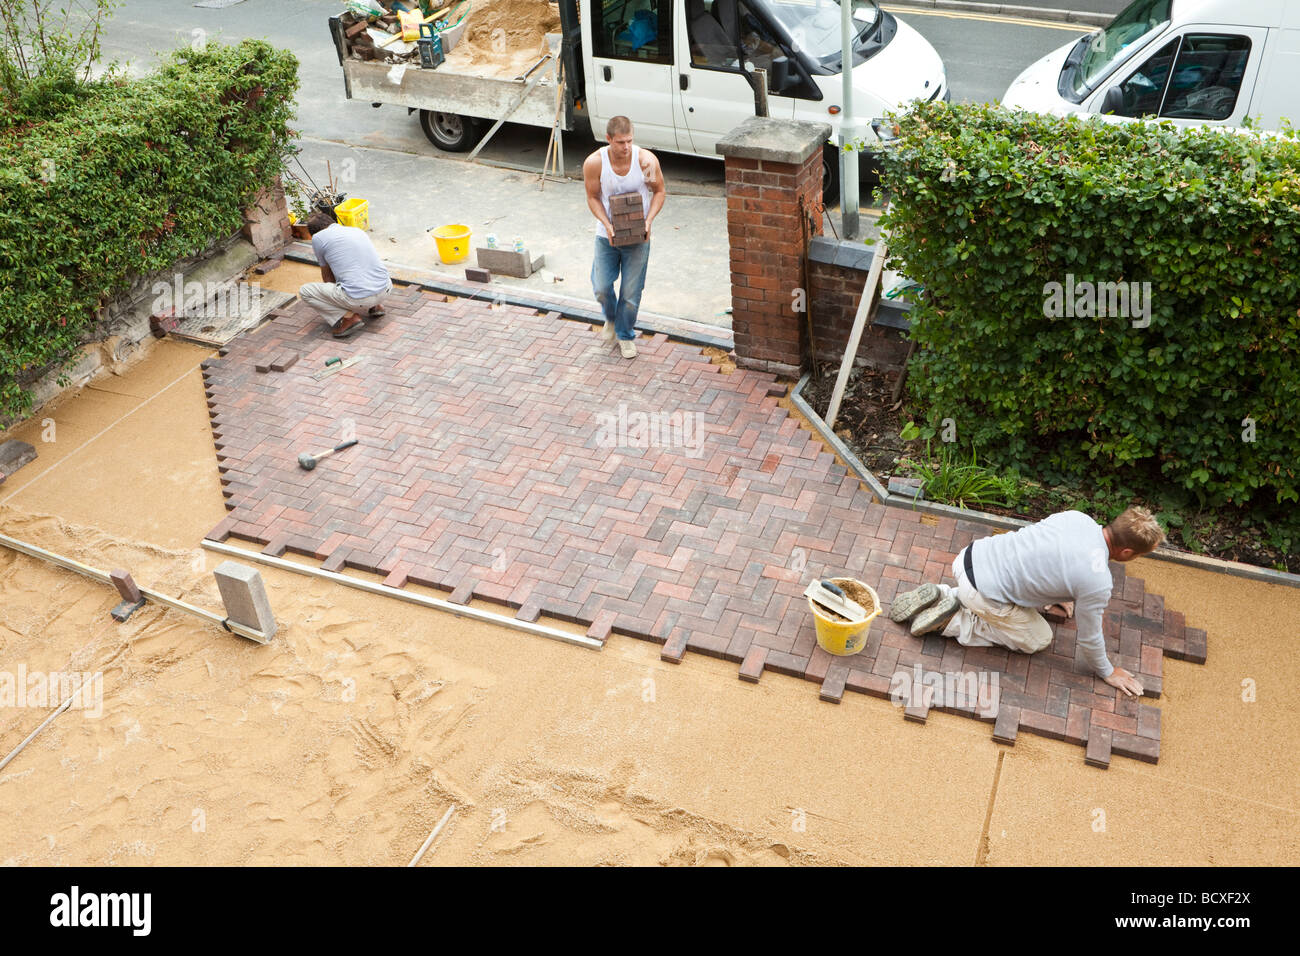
[1,324,1297,865]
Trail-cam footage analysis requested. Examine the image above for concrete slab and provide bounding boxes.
[716,117,831,165]
[213,561,277,639]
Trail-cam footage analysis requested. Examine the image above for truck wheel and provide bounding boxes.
[419,110,481,152]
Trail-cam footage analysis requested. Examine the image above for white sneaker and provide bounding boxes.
[602,321,616,343]
[619,338,637,359]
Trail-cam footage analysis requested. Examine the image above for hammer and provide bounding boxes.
[298,438,357,471]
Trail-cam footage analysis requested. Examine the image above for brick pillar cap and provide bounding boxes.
[716,117,833,165]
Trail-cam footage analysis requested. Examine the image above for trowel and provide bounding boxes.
[804,579,868,623]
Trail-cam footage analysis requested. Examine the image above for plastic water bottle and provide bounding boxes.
[513,237,525,253]
[486,234,497,249]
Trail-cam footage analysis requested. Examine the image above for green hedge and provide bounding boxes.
[879,102,1300,509]
[0,39,298,422]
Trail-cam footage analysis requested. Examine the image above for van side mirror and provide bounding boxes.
[1100,85,1124,114]
[769,55,794,92]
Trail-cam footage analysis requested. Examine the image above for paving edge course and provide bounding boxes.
[789,373,1300,590]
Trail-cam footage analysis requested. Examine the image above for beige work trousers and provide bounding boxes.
[298,281,391,327]
[940,558,1054,654]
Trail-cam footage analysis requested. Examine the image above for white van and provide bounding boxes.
[1002,0,1298,129]
[332,0,948,198]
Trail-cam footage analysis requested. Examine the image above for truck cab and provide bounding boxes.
[1003,0,1299,130]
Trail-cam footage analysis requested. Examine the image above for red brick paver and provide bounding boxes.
[201,290,1205,765]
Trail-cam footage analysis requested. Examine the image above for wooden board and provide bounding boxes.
[169,285,295,348]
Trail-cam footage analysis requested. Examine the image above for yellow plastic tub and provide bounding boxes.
[432,223,471,263]
[335,198,369,230]
[807,577,880,656]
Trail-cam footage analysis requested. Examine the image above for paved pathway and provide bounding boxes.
[202,286,1205,766]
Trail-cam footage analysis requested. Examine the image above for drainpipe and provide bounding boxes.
[839,0,861,241]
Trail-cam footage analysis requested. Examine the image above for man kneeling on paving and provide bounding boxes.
[298,212,393,338]
[889,507,1166,698]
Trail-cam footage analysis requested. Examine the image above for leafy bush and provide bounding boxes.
[0,0,120,120]
[0,38,298,422]
[879,102,1300,510]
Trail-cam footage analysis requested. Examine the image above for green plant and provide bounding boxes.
[0,38,299,423]
[902,441,1025,509]
[877,102,1300,514]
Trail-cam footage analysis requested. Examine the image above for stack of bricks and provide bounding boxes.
[608,192,646,247]
[241,175,292,257]
[716,118,830,376]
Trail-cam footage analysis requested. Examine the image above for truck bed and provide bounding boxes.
[341,54,564,129]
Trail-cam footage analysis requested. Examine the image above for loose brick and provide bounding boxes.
[992,704,1020,745]
[819,667,847,703]
[1085,728,1113,768]
[1111,730,1160,764]
[661,630,688,663]
[739,645,768,683]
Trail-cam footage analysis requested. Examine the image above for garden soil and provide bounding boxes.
[0,334,1296,865]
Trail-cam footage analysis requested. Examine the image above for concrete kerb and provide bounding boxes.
[883,0,1111,26]
[790,372,1300,590]
[281,247,736,353]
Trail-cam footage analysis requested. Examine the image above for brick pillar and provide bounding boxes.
[717,118,829,375]
[241,174,292,257]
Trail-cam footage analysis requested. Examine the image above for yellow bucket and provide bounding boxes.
[335,197,369,230]
[432,224,471,263]
[808,577,881,656]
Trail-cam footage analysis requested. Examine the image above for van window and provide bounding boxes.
[1161,35,1251,121]
[1111,37,1178,117]
[591,0,674,65]
[1108,34,1252,122]
[687,0,741,69]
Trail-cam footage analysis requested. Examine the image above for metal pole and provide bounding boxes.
[839,0,860,240]
[408,805,457,866]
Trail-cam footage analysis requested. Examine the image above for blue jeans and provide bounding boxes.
[591,236,650,341]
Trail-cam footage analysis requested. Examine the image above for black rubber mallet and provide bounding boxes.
[298,438,357,471]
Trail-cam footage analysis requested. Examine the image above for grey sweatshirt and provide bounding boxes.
[970,511,1115,677]
[311,224,391,299]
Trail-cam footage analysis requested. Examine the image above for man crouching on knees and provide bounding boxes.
[889,507,1166,697]
[297,212,393,338]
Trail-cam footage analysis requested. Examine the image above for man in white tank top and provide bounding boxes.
[583,116,667,358]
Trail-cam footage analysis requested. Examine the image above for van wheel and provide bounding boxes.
[822,146,884,208]
[822,144,840,206]
[419,110,482,152]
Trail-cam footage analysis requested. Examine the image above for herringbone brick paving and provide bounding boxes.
[201,288,1207,766]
